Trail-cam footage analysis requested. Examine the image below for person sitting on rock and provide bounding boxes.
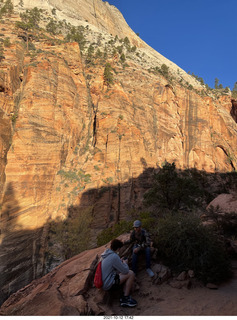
[130,220,154,278]
[101,238,137,307]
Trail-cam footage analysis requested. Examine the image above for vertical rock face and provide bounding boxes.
[0,1,237,305]
[231,99,237,123]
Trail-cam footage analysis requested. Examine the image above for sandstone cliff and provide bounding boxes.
[0,0,237,305]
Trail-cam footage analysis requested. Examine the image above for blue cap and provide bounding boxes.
[133,220,141,227]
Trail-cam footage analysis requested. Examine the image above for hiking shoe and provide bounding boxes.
[146,268,155,277]
[120,295,137,307]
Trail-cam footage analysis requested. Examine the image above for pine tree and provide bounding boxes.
[214,78,219,89]
[233,82,237,92]
[232,82,237,98]
[103,63,113,86]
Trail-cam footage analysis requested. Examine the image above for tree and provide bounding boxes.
[20,7,42,29]
[199,77,204,85]
[103,63,113,86]
[152,212,231,283]
[233,82,237,92]
[15,7,42,50]
[0,44,5,62]
[3,37,11,47]
[123,36,130,46]
[65,26,86,52]
[0,0,13,16]
[120,53,126,63]
[95,48,102,58]
[214,78,219,89]
[86,44,94,64]
[160,64,169,78]
[48,207,93,260]
[144,161,202,213]
[232,82,237,98]
[46,19,58,35]
[214,78,223,90]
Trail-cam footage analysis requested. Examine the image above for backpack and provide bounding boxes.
[94,260,103,289]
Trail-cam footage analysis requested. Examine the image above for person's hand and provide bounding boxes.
[133,247,140,254]
[122,257,128,264]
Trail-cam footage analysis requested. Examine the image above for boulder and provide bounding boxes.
[152,264,171,285]
[176,271,187,281]
[206,194,237,214]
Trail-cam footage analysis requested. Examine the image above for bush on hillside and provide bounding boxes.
[96,211,156,247]
[144,162,203,214]
[103,62,113,86]
[152,212,231,284]
[65,26,86,51]
[97,220,132,247]
[48,206,93,260]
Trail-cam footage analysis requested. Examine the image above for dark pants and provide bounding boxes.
[132,245,151,274]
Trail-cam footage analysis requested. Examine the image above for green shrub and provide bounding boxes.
[46,19,59,35]
[48,207,93,260]
[116,45,123,54]
[120,53,126,63]
[97,211,155,247]
[144,162,203,213]
[95,48,102,58]
[0,0,13,16]
[3,37,11,47]
[86,44,94,64]
[160,64,169,78]
[97,220,133,246]
[28,41,36,51]
[0,44,4,61]
[135,211,156,231]
[103,62,113,86]
[152,213,231,283]
[65,26,86,51]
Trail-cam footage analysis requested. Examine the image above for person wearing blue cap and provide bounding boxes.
[130,220,154,277]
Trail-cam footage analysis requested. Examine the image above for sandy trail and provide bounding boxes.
[95,260,237,316]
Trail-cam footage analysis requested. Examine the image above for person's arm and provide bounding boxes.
[123,230,135,245]
[113,254,129,274]
[130,230,135,243]
[143,229,151,247]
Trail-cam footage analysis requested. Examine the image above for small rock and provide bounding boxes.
[206,283,218,290]
[176,271,187,281]
[188,270,195,278]
[152,264,163,273]
[70,295,88,315]
[60,305,80,316]
[169,280,183,289]
[88,300,105,315]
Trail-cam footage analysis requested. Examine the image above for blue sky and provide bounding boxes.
[107,0,237,89]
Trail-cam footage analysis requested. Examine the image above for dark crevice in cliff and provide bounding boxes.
[83,72,98,148]
[216,145,236,171]
[230,99,237,123]
[92,110,97,147]
[105,134,108,152]
[116,183,121,224]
